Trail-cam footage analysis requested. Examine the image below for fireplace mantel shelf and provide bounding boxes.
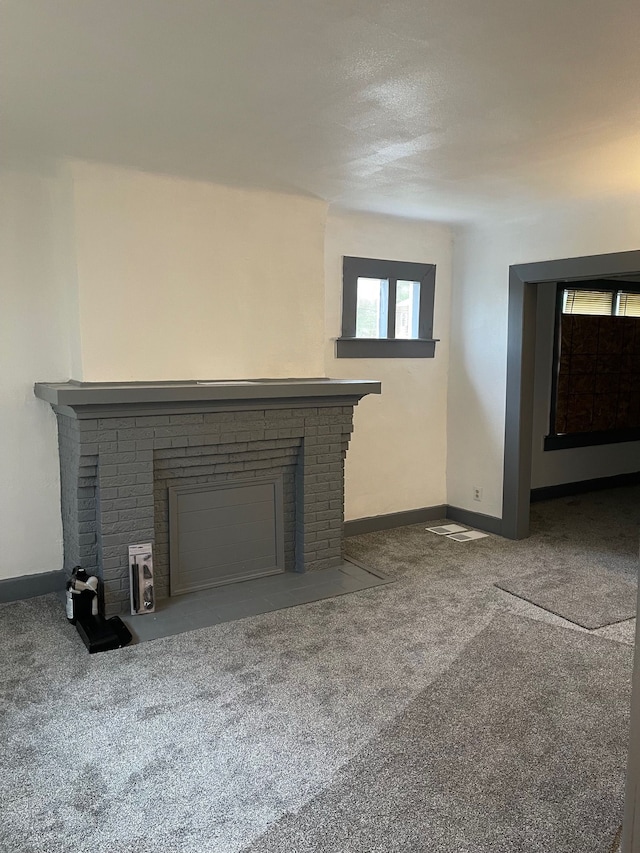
[34,378,381,409]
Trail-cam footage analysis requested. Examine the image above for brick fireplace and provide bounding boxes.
[35,380,380,615]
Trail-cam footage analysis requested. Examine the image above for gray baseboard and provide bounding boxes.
[445,505,503,536]
[344,505,503,537]
[3,505,503,604]
[344,506,447,537]
[0,570,65,604]
[531,471,640,503]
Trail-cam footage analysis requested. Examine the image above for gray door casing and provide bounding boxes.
[502,249,640,540]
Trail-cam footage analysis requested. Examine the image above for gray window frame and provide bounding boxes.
[336,256,438,358]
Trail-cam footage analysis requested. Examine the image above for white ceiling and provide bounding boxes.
[2,0,640,221]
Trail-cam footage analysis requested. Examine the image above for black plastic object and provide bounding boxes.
[75,589,96,622]
[75,615,133,654]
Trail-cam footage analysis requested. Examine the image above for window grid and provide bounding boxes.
[337,256,437,359]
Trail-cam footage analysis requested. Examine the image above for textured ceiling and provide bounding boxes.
[2,0,640,220]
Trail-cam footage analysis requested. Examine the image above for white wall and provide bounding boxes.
[531,282,640,489]
[448,198,640,518]
[70,161,328,381]
[2,160,331,582]
[11,155,638,585]
[324,209,452,521]
[0,166,76,579]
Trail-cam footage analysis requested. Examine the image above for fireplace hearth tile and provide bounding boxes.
[120,560,391,644]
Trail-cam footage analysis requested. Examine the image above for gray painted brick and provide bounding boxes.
[100,532,141,549]
[118,441,138,452]
[118,428,154,441]
[169,414,204,425]
[155,447,187,459]
[115,497,137,510]
[232,470,257,479]
[78,496,99,510]
[102,564,124,578]
[55,400,356,614]
[117,462,150,475]
[183,444,220,457]
[316,509,342,522]
[98,417,136,429]
[184,435,214,447]
[102,452,138,465]
[117,485,150,498]
[100,475,137,488]
[77,477,97,489]
[99,465,119,478]
[305,482,332,495]
[137,416,170,426]
[107,519,146,534]
[151,427,183,439]
[96,442,120,453]
[97,430,119,441]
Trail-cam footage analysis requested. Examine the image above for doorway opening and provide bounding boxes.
[502,250,640,539]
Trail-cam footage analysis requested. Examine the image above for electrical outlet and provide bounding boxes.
[473,486,483,502]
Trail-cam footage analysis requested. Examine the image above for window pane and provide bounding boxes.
[616,291,640,317]
[356,278,388,338]
[562,289,613,315]
[395,280,421,339]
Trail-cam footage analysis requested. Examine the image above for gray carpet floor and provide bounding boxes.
[495,564,637,629]
[245,613,631,853]
[0,486,638,852]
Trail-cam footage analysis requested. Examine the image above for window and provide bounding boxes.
[545,281,640,450]
[563,286,640,317]
[337,256,437,358]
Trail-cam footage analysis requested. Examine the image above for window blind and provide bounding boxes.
[562,289,614,315]
[617,291,640,317]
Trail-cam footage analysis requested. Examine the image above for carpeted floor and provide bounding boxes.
[495,563,637,629]
[245,613,631,853]
[0,486,638,852]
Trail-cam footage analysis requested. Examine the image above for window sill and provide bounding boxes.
[544,428,640,451]
[336,338,438,359]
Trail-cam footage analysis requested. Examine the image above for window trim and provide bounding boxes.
[336,256,438,359]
